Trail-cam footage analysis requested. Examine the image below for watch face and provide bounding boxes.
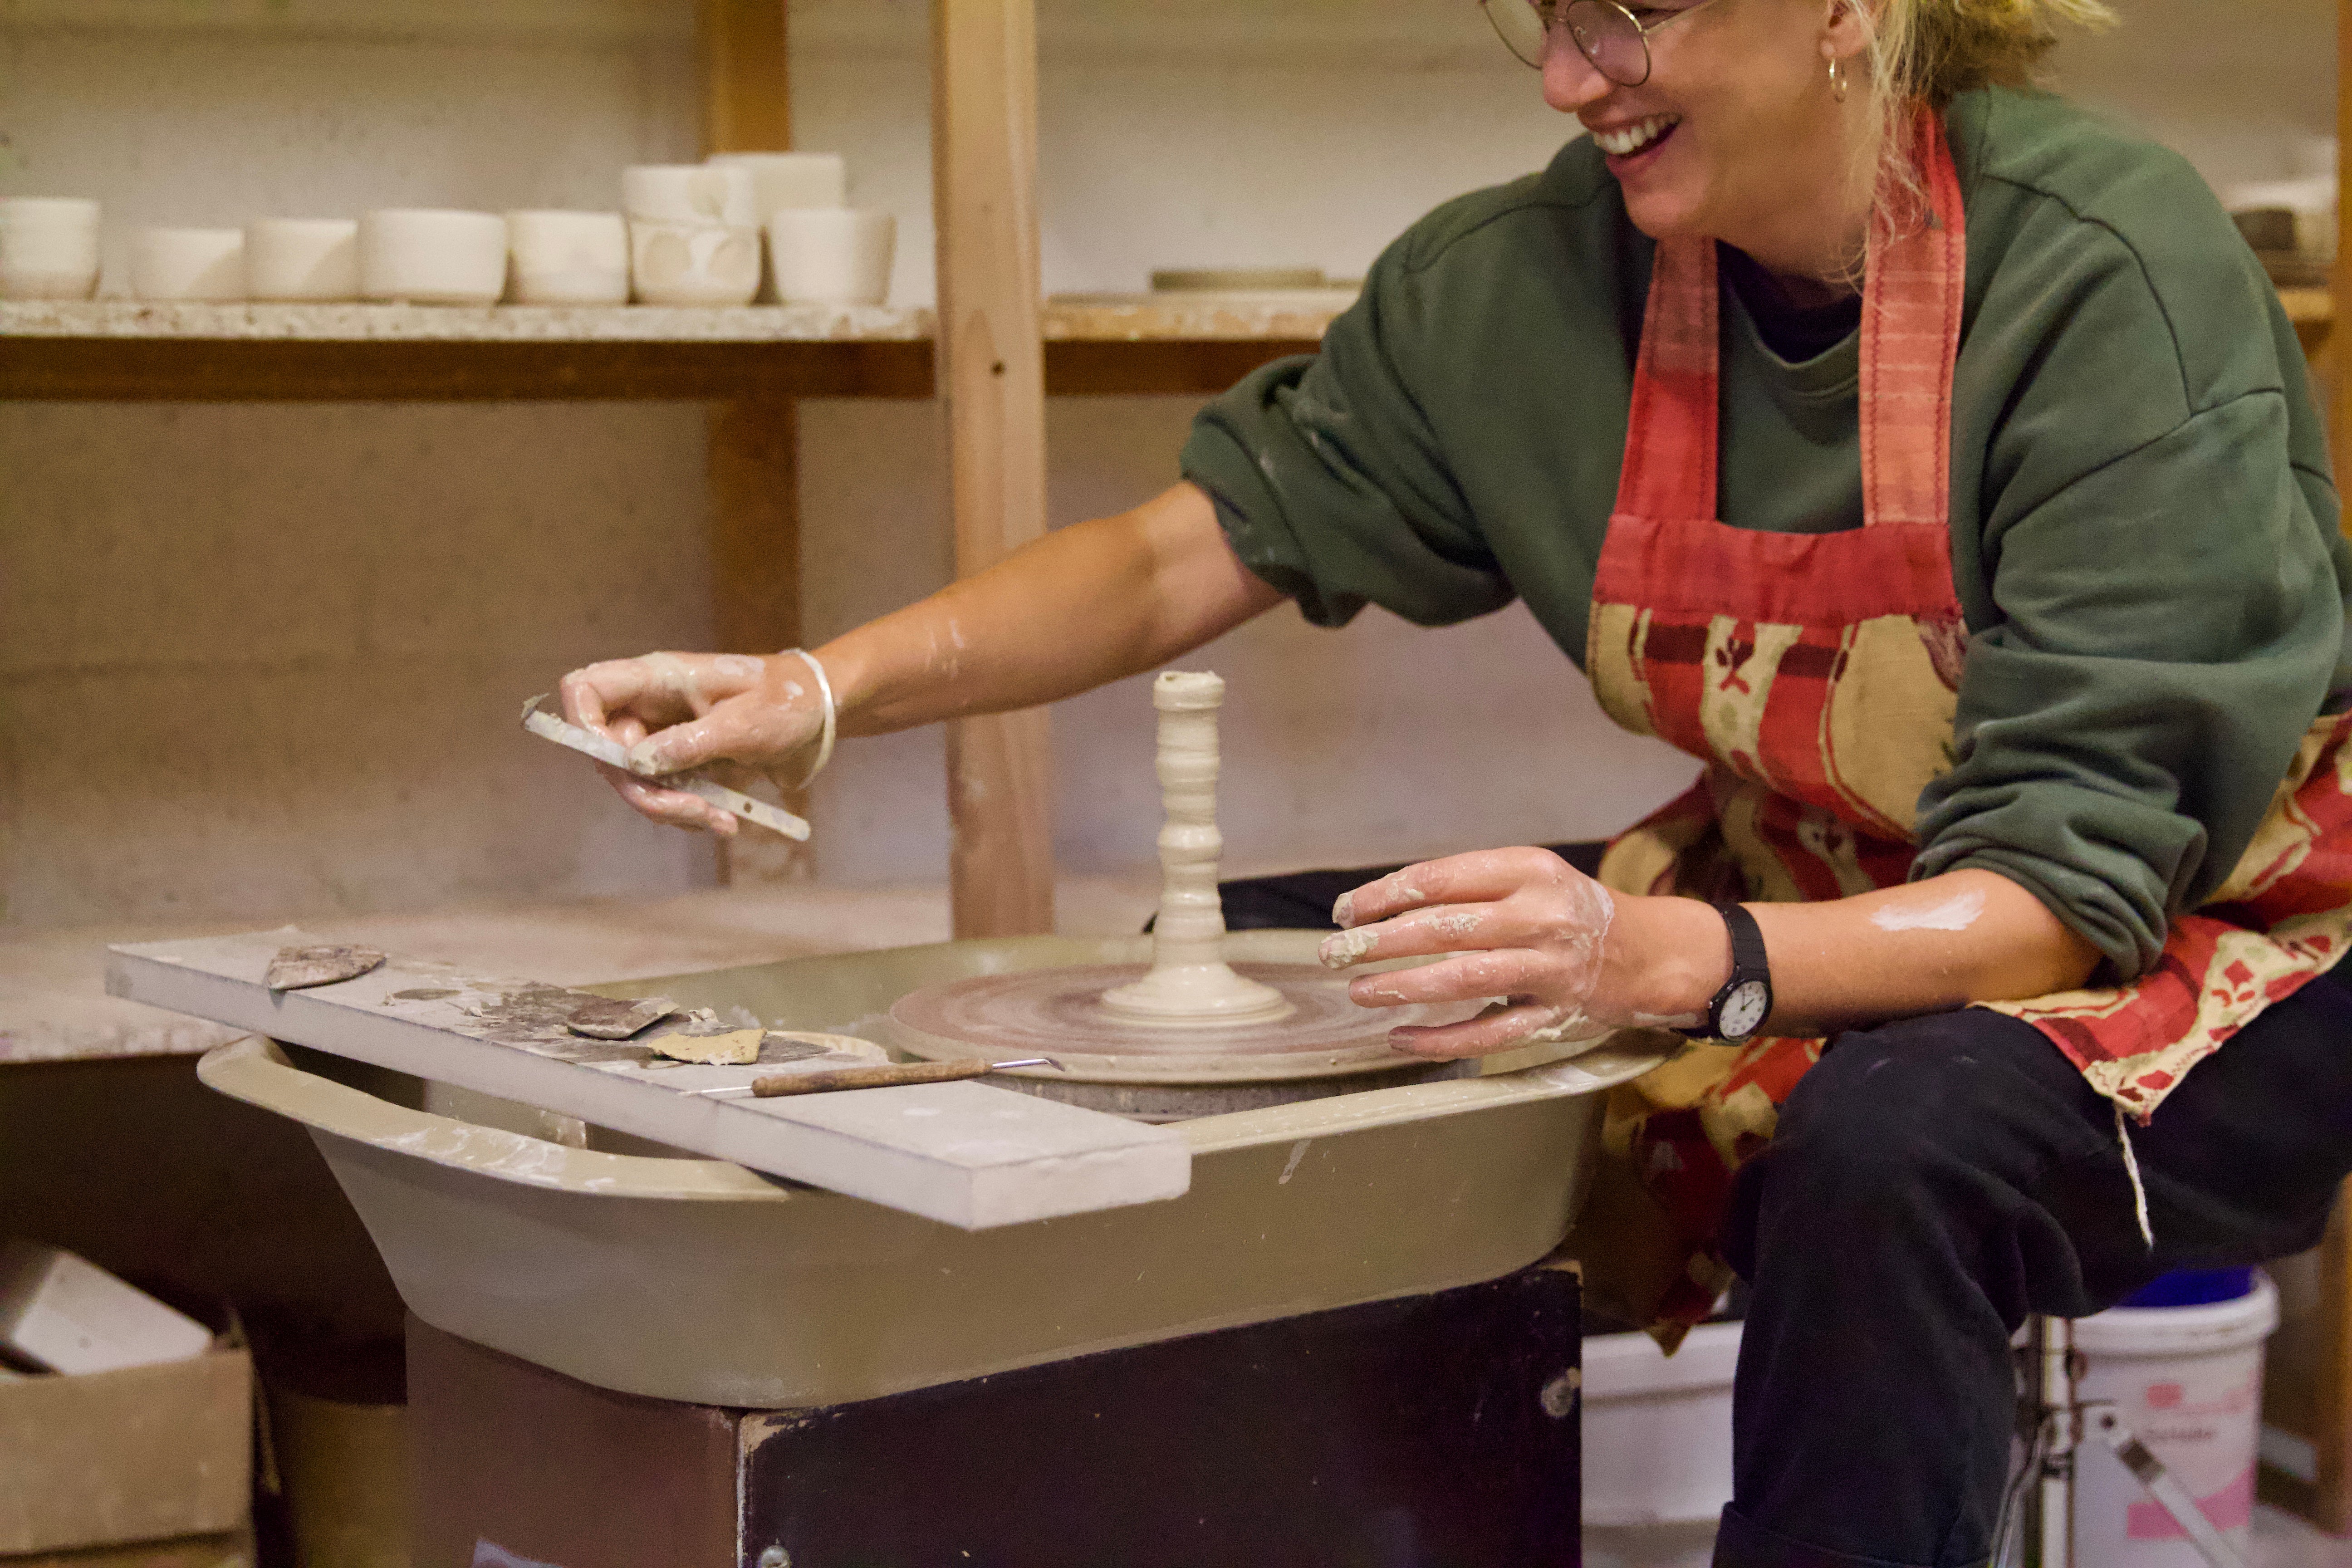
[1720,980,1771,1039]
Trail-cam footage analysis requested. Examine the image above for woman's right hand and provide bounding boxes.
[558,651,825,835]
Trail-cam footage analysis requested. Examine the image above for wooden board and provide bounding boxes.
[933,0,1056,940]
[104,931,1188,1231]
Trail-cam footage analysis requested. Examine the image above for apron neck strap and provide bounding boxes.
[1612,104,1967,531]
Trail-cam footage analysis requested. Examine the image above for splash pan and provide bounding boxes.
[199,930,1667,1408]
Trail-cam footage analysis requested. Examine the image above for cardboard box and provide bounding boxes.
[0,1343,251,1556]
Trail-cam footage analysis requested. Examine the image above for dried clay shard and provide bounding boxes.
[566,995,677,1041]
[265,945,387,992]
[647,1026,765,1065]
[764,1030,890,1065]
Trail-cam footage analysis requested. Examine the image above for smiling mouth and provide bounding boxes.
[1592,114,1681,158]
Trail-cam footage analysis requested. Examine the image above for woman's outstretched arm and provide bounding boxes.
[558,481,1282,833]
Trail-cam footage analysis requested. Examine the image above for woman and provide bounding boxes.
[562,1,2352,1561]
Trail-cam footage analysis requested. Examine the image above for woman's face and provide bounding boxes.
[1547,0,1864,268]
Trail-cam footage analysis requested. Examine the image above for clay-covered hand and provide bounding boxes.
[1315,848,1726,1058]
[558,652,823,835]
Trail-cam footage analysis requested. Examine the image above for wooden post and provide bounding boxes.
[932,0,1056,938]
[700,0,805,884]
[699,0,791,155]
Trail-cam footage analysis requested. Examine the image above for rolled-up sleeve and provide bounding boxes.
[1180,242,1515,630]
[1915,390,2344,978]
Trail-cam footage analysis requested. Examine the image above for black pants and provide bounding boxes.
[1218,853,2352,1568]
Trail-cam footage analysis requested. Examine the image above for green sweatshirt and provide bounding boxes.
[1182,86,2351,980]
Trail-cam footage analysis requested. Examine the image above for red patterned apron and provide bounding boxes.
[1580,113,2352,1333]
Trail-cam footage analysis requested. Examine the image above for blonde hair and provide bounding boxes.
[1857,0,2115,209]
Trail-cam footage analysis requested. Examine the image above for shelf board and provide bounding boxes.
[0,298,1343,400]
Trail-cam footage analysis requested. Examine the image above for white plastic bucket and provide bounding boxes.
[1582,1321,1742,1529]
[2070,1274,2278,1568]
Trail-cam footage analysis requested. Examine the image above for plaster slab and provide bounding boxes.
[106,926,1188,1228]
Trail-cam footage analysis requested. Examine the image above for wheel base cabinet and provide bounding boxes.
[407,1263,1583,1568]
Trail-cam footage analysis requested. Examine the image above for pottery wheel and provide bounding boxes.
[884,961,1481,1120]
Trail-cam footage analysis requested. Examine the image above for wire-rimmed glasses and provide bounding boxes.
[1480,0,1722,85]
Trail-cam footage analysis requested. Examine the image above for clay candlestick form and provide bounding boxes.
[505,210,629,305]
[0,198,102,300]
[768,208,895,307]
[244,219,360,301]
[359,209,508,305]
[1101,671,1294,1026]
[131,227,245,301]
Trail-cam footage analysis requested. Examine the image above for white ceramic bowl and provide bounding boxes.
[706,152,846,219]
[131,227,245,301]
[245,219,360,302]
[359,209,507,306]
[0,197,102,301]
[621,163,758,228]
[767,208,895,307]
[628,217,760,306]
[505,210,629,305]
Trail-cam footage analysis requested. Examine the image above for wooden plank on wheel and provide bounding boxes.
[106,931,1187,1231]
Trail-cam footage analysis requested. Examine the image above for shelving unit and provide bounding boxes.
[0,297,1334,401]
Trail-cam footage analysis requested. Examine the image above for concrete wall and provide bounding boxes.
[0,0,2329,923]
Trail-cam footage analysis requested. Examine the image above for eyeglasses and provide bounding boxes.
[1480,0,1723,84]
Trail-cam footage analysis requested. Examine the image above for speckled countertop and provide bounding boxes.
[0,299,933,342]
[0,292,1359,343]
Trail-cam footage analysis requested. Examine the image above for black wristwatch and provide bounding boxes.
[1681,902,1774,1043]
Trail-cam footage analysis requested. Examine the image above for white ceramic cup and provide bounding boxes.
[706,152,846,219]
[131,227,245,301]
[359,209,508,305]
[245,219,360,301]
[628,218,761,307]
[505,210,629,305]
[621,164,758,228]
[767,208,895,307]
[706,153,846,302]
[0,198,102,301]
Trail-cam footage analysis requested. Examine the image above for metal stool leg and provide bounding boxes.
[2006,1313,2248,1568]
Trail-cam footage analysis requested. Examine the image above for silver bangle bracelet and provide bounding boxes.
[781,648,838,789]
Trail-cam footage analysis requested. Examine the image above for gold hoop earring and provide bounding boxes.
[1828,56,1848,103]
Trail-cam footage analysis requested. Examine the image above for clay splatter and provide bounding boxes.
[1870,888,1986,933]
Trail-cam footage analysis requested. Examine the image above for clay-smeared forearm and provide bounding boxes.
[1316,852,2102,1057]
[820,482,1281,737]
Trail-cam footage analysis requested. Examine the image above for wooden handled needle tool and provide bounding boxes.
[694,1058,1063,1098]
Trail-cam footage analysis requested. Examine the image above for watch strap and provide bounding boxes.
[1680,902,1773,1041]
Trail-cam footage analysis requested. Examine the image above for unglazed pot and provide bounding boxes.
[622,165,759,305]
[621,163,759,227]
[505,210,629,305]
[0,197,102,300]
[245,219,360,301]
[706,152,845,219]
[358,209,507,305]
[131,227,245,301]
[706,153,846,302]
[768,208,895,307]
[628,219,760,306]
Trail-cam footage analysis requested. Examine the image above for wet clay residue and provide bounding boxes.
[566,995,677,1040]
[266,945,388,992]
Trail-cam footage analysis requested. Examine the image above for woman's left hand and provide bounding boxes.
[1317,848,1728,1058]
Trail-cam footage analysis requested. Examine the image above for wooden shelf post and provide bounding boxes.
[700,0,807,885]
[932,0,1056,938]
